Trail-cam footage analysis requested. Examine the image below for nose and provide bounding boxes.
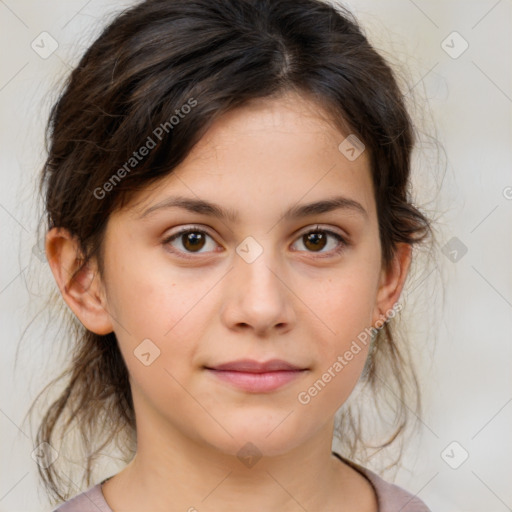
[220,247,296,337]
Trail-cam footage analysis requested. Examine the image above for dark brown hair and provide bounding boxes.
[28,0,432,503]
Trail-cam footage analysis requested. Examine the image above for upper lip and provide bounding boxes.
[205,359,306,373]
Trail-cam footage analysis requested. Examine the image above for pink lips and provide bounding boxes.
[205,359,307,393]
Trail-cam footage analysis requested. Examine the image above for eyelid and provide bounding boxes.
[296,223,348,240]
[168,223,214,236]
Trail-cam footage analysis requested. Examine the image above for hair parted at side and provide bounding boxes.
[27,0,432,503]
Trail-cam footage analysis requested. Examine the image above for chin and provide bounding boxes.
[199,417,310,460]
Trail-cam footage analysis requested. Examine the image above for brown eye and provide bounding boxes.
[292,227,348,256]
[181,231,206,252]
[303,231,328,252]
[163,227,218,257]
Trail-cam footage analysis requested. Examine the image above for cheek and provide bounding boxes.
[297,296,372,415]
[104,239,212,340]
[102,252,211,399]
[309,270,378,348]
[298,260,379,405]
[108,273,206,379]
[114,314,203,428]
[298,352,368,413]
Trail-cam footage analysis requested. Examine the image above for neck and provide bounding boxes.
[102,404,355,512]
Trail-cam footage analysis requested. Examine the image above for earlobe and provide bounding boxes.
[372,243,412,327]
[45,227,114,335]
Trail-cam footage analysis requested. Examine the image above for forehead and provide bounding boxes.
[122,92,375,224]
[193,92,351,153]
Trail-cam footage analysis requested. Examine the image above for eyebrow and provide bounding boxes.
[137,194,368,222]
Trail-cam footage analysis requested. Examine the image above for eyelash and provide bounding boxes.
[162,224,349,260]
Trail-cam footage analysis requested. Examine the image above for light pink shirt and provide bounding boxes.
[53,454,431,511]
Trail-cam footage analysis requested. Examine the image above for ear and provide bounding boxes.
[372,243,412,327]
[45,227,114,335]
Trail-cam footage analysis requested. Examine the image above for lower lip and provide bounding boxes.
[206,369,306,393]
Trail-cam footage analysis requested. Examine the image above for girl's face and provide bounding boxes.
[62,92,409,458]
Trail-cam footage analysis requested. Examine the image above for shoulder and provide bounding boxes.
[356,464,432,512]
[52,483,112,512]
[335,453,432,512]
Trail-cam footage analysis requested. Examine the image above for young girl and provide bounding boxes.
[31,0,433,510]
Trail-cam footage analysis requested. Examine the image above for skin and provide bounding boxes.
[46,91,411,512]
